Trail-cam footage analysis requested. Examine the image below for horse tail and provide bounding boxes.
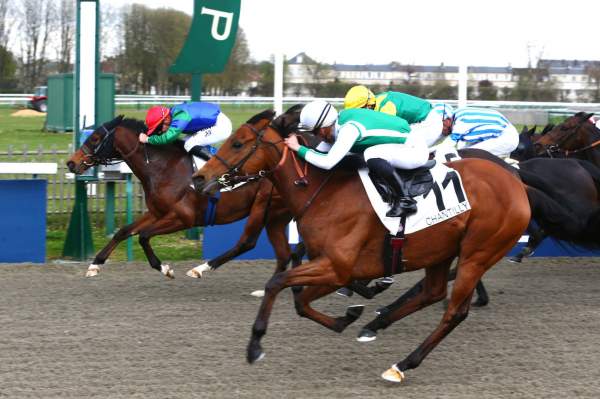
[525,185,586,244]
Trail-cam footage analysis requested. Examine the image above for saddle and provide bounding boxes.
[369,160,436,202]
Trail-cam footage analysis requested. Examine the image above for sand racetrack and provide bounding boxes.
[0,258,598,398]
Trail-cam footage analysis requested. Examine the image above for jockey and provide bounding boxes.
[445,107,519,157]
[344,85,443,148]
[138,102,232,160]
[285,100,429,217]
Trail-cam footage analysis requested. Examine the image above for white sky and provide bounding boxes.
[103,0,600,67]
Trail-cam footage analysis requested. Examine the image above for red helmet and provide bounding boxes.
[145,106,170,135]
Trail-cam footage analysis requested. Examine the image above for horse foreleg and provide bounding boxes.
[87,212,157,277]
[247,256,346,364]
[357,260,451,343]
[137,215,189,278]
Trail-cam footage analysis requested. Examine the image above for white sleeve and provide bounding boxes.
[300,125,360,170]
[315,141,332,152]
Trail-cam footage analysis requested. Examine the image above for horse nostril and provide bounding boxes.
[66,161,76,173]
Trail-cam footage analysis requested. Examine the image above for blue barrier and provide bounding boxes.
[202,218,275,259]
[0,180,47,263]
[203,221,599,260]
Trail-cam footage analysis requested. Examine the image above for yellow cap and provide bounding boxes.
[344,85,376,109]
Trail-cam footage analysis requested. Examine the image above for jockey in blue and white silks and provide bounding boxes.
[449,107,519,157]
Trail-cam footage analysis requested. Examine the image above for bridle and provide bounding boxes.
[80,124,142,167]
[213,123,309,188]
[537,118,600,158]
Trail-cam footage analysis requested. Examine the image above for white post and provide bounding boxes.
[458,63,467,108]
[76,0,98,132]
[274,51,284,115]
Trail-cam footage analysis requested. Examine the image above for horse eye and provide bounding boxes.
[232,141,243,149]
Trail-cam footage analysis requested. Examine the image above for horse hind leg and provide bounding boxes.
[357,260,451,343]
[293,285,365,333]
[87,212,156,277]
[383,231,521,383]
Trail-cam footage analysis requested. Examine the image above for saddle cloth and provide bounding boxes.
[433,149,520,169]
[358,162,471,235]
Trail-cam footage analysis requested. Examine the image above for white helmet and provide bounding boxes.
[299,100,338,131]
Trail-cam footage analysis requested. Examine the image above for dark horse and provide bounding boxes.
[66,112,298,279]
[191,117,547,383]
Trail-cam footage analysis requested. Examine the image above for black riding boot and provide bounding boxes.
[366,158,417,217]
[188,145,212,161]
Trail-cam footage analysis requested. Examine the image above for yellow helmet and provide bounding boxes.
[344,85,376,109]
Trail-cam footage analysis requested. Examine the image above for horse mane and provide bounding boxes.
[270,104,304,138]
[120,117,147,133]
[246,109,276,125]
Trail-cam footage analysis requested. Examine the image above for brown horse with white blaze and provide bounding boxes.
[193,120,531,382]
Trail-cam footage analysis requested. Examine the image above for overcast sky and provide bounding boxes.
[104,0,600,67]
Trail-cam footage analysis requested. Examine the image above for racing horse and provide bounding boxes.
[66,111,297,279]
[191,118,546,382]
[534,112,600,165]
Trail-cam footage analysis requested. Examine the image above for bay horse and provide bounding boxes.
[192,119,535,382]
[534,112,600,166]
[66,112,297,279]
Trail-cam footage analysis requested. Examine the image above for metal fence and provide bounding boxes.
[0,145,146,227]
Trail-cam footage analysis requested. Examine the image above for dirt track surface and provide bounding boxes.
[0,258,598,398]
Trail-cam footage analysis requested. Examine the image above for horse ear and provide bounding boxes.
[115,114,124,123]
[529,126,536,136]
[521,125,528,134]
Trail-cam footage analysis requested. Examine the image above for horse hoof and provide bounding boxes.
[250,290,265,297]
[381,365,405,383]
[472,299,488,307]
[346,304,365,321]
[508,256,522,263]
[336,287,354,297]
[356,328,377,342]
[186,263,211,279]
[247,344,265,364]
[375,306,389,316]
[86,265,100,277]
[161,264,174,279]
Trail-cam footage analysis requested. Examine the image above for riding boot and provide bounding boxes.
[188,145,213,161]
[366,158,417,217]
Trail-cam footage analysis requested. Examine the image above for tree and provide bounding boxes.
[17,0,55,90]
[203,28,251,95]
[0,45,17,91]
[56,0,74,73]
[117,4,192,94]
[0,0,13,49]
[476,80,498,101]
[508,66,558,101]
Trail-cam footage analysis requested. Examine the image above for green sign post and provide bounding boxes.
[170,0,240,239]
[170,0,241,100]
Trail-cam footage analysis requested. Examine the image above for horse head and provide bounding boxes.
[510,125,537,161]
[533,112,597,158]
[66,115,148,174]
[192,106,303,195]
[66,115,125,174]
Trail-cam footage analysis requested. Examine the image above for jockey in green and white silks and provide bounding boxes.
[344,86,444,149]
[284,100,429,217]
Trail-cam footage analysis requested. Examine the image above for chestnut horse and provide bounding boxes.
[66,112,296,279]
[192,120,532,382]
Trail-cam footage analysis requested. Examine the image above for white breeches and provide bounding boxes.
[409,109,444,148]
[456,125,519,157]
[183,112,233,151]
[363,134,429,170]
